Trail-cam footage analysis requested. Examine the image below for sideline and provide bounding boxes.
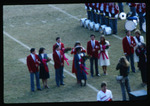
[4,31,99,92]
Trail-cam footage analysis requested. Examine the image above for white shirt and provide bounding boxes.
[31,53,36,62]
[100,3,104,11]
[56,42,61,49]
[41,53,44,59]
[91,40,95,49]
[56,50,61,58]
[97,89,113,101]
[126,36,131,44]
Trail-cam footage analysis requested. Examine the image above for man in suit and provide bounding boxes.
[122,31,136,73]
[53,45,65,87]
[26,48,41,92]
[53,37,65,52]
[87,34,100,77]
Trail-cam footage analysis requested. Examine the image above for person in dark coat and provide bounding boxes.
[38,47,51,89]
[74,46,87,86]
[116,56,131,101]
[135,43,147,86]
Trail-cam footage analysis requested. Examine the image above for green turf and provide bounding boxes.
[3,3,146,103]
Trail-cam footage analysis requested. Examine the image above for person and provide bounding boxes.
[103,3,110,26]
[135,43,147,86]
[109,3,119,35]
[26,48,41,92]
[85,3,92,20]
[98,3,105,25]
[128,3,136,16]
[136,3,146,31]
[53,37,65,78]
[38,47,51,89]
[98,35,110,75]
[53,37,65,52]
[97,82,113,101]
[98,35,110,74]
[133,29,144,68]
[122,30,136,73]
[74,46,87,86]
[118,2,124,13]
[87,34,100,77]
[116,56,131,101]
[71,41,86,83]
[53,45,65,87]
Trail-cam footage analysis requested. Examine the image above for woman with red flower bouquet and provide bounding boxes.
[74,46,89,86]
[38,47,51,89]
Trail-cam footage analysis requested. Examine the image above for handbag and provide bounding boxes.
[116,75,125,83]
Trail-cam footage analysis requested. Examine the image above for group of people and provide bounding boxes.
[26,28,147,101]
[85,2,146,34]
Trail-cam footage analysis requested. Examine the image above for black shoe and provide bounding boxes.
[60,83,65,85]
[37,88,42,91]
[96,74,100,77]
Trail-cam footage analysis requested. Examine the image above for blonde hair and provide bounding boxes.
[134,29,141,35]
[119,56,130,67]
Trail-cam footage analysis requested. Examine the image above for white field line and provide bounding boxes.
[48,4,123,40]
[4,31,99,93]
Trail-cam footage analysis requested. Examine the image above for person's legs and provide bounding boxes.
[35,71,41,90]
[30,73,35,91]
[120,81,127,101]
[55,68,60,87]
[126,55,130,73]
[60,66,64,85]
[125,77,131,99]
[90,57,94,77]
[95,57,99,75]
[130,53,135,72]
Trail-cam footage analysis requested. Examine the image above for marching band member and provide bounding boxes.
[90,3,96,22]
[98,3,105,25]
[71,41,86,83]
[98,35,110,75]
[118,2,124,13]
[85,3,92,20]
[104,3,110,26]
[128,3,136,16]
[94,3,100,23]
[136,3,146,31]
[109,3,119,35]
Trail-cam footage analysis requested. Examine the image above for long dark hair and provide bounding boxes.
[39,47,45,55]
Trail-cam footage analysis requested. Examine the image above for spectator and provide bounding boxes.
[116,56,131,101]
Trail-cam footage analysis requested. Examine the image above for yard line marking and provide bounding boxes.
[25,22,31,25]
[48,5,80,21]
[41,20,47,23]
[4,31,99,93]
[48,4,123,40]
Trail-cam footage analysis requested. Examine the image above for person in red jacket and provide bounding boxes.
[71,41,86,83]
[109,3,119,34]
[26,48,41,92]
[53,37,65,52]
[122,31,136,73]
[87,34,100,77]
[136,3,146,31]
[53,45,65,87]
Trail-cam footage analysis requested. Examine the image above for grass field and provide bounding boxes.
[3,3,147,103]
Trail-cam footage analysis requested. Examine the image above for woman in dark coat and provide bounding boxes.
[116,56,131,101]
[74,46,87,86]
[38,47,51,88]
[135,43,147,86]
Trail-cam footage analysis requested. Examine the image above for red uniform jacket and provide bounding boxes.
[104,3,110,13]
[53,50,64,69]
[109,4,119,16]
[136,3,146,13]
[53,42,65,52]
[128,3,136,7]
[87,40,100,58]
[26,54,40,73]
[122,36,136,55]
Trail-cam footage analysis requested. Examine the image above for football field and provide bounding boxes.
[3,3,146,103]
